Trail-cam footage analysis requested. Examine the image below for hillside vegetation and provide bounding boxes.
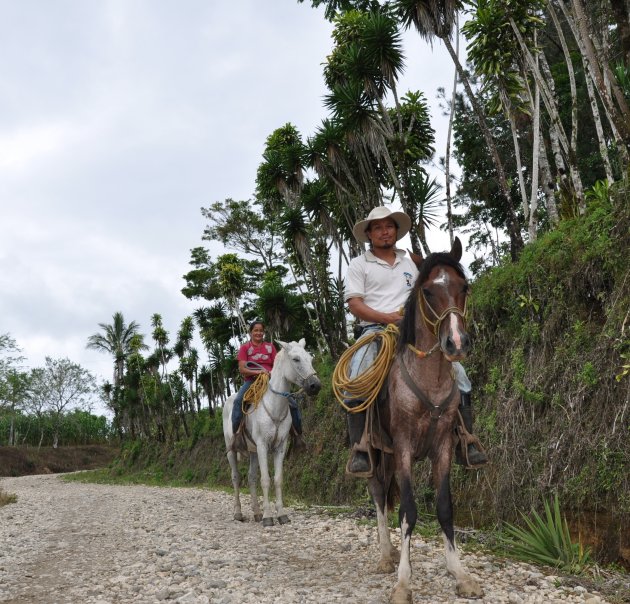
[107,181,629,567]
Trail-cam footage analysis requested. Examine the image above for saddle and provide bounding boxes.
[345,386,484,477]
[232,422,258,454]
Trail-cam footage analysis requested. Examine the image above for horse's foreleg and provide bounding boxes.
[226,450,243,522]
[256,444,274,527]
[273,440,290,524]
[391,464,416,604]
[435,471,483,598]
[248,453,262,522]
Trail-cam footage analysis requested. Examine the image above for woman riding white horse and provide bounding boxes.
[223,338,320,526]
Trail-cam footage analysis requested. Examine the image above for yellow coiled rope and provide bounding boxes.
[242,372,270,413]
[332,323,399,413]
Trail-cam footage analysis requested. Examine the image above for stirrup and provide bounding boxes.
[455,412,488,470]
[345,443,374,478]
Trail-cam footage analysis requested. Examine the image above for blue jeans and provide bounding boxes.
[231,381,253,433]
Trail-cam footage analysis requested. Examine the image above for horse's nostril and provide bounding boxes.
[308,381,321,394]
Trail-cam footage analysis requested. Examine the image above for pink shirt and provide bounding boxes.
[237,341,277,382]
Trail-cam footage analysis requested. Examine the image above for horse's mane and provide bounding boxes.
[397,253,467,352]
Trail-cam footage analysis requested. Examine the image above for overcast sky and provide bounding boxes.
[0,1,462,410]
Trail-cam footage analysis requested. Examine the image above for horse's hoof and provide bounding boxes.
[254,513,263,522]
[233,513,244,522]
[375,557,396,574]
[262,517,274,527]
[277,514,291,525]
[456,577,484,598]
[390,584,412,604]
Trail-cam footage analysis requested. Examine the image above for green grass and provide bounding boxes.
[501,494,592,574]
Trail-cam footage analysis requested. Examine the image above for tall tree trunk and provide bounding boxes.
[547,3,579,163]
[567,0,630,144]
[511,18,586,211]
[537,130,559,225]
[445,28,458,246]
[529,78,541,240]
[440,34,524,259]
[556,0,630,167]
[583,57,616,183]
[502,91,529,223]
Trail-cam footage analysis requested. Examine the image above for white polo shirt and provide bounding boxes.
[344,248,419,324]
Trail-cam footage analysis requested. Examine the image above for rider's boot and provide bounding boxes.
[455,392,488,467]
[346,408,370,474]
[229,417,247,452]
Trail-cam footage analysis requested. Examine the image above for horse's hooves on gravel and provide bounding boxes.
[390,584,412,603]
[277,515,291,525]
[456,577,484,598]
[262,517,275,527]
[233,513,244,522]
[254,513,263,522]
[375,558,396,574]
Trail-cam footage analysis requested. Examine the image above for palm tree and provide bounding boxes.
[86,312,147,387]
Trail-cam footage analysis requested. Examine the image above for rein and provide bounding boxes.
[399,359,458,460]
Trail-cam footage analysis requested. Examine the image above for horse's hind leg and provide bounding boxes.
[226,450,243,522]
[368,459,398,573]
[434,467,483,598]
[248,453,262,522]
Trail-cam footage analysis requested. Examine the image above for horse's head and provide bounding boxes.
[403,237,471,362]
[276,338,321,396]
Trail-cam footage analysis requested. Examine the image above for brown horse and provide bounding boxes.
[367,238,483,602]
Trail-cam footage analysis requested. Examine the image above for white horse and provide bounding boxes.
[222,338,321,527]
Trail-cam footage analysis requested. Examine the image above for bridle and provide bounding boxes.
[418,290,468,339]
[406,282,469,359]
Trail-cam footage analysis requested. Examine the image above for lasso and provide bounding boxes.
[332,323,399,413]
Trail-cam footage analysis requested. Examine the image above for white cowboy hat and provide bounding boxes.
[352,206,412,244]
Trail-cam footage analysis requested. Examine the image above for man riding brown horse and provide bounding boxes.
[342,206,488,474]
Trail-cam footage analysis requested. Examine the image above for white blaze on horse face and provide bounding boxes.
[432,268,449,286]
[431,268,464,349]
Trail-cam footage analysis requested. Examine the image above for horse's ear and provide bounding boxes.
[407,249,423,269]
[450,237,462,262]
[277,340,289,350]
[298,338,306,347]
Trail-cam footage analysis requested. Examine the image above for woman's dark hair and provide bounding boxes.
[249,319,265,332]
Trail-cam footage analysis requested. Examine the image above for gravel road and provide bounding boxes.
[0,474,614,603]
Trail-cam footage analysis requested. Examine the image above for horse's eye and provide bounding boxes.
[462,283,469,295]
[292,357,300,363]
[422,288,433,298]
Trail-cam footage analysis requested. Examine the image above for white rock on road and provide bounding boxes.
[0,474,611,603]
